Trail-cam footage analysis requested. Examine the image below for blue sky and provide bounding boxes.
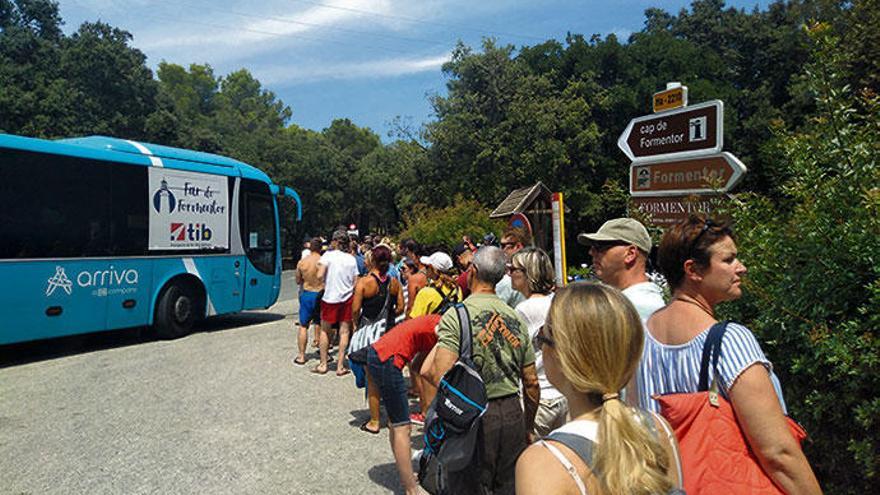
[59,1,770,140]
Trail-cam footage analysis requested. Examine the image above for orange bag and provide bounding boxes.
[655,322,807,495]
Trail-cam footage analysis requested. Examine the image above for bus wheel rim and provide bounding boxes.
[174,295,191,323]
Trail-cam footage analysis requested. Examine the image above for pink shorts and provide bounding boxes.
[321,298,353,324]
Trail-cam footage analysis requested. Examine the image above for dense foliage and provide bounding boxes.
[398,196,505,251]
[2,1,878,488]
[721,23,880,490]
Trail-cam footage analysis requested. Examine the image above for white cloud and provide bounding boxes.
[257,52,451,84]
[140,0,394,50]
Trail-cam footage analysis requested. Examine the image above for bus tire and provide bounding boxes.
[154,282,202,339]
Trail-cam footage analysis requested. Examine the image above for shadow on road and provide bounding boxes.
[0,310,286,369]
[368,462,407,494]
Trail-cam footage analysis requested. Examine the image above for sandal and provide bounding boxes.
[359,421,380,435]
[336,368,351,377]
[293,357,307,366]
[310,365,328,375]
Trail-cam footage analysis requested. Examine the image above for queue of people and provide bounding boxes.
[293,216,821,495]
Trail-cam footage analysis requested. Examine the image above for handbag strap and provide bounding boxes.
[697,321,729,392]
[454,303,472,361]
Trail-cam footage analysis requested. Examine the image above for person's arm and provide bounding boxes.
[422,309,460,385]
[421,345,458,386]
[315,259,327,281]
[351,279,365,331]
[729,364,822,494]
[521,363,540,438]
[295,261,304,287]
[405,275,424,318]
[393,279,405,317]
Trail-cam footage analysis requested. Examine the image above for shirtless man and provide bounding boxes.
[294,237,325,365]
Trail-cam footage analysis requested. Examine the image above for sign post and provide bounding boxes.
[551,192,567,286]
[620,85,745,228]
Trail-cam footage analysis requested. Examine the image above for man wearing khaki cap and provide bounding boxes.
[577,218,665,320]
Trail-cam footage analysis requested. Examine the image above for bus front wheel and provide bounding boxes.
[155,282,202,339]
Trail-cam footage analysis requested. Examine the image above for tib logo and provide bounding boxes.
[171,223,213,241]
[689,116,708,142]
[46,266,73,296]
[152,178,177,213]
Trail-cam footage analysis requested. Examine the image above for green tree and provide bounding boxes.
[399,197,505,250]
[60,21,157,138]
[723,23,880,492]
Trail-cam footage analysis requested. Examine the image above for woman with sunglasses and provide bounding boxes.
[516,283,683,495]
[636,214,820,493]
[508,247,567,438]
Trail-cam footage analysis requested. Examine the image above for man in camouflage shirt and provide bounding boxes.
[424,246,540,495]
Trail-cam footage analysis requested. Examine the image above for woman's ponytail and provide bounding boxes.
[548,284,676,495]
[595,397,672,495]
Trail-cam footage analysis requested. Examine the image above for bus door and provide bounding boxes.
[240,179,278,309]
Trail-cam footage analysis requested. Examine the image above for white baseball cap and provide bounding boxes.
[420,252,454,273]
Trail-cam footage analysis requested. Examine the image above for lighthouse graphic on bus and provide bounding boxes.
[152,178,177,213]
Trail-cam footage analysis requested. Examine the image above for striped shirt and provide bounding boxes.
[636,322,787,414]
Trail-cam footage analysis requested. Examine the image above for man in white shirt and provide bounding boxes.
[315,229,359,375]
[577,218,665,321]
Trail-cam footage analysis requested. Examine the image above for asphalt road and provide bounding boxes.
[0,271,417,494]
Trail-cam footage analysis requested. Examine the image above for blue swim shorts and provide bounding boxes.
[298,290,321,326]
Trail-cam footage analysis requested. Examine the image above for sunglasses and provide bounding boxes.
[689,219,717,257]
[500,242,518,249]
[532,324,555,349]
[590,241,630,252]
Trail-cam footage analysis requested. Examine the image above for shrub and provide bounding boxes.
[399,195,505,251]
[720,24,879,493]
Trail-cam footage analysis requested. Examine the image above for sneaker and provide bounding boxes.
[409,412,425,426]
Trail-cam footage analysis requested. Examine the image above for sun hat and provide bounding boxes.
[419,252,454,273]
[577,218,652,253]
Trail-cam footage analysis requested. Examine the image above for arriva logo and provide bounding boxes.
[46,266,73,296]
[152,178,177,213]
[46,266,140,296]
[77,266,139,287]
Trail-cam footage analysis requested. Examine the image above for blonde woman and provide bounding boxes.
[516,283,683,495]
[508,247,566,438]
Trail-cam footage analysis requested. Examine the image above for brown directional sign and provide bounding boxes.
[618,100,723,162]
[631,195,719,227]
[630,152,747,197]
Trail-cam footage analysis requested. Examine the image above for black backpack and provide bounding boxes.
[429,284,460,316]
[418,303,488,495]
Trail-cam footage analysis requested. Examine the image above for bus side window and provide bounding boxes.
[109,166,148,256]
[0,148,112,259]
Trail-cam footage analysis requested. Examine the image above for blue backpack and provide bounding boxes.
[418,303,488,495]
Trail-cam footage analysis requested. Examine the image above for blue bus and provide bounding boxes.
[0,133,302,344]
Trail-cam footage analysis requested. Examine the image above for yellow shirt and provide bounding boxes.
[409,282,462,318]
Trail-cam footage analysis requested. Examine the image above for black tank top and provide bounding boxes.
[361,273,393,321]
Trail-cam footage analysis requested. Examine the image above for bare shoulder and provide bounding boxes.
[515,443,579,495]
